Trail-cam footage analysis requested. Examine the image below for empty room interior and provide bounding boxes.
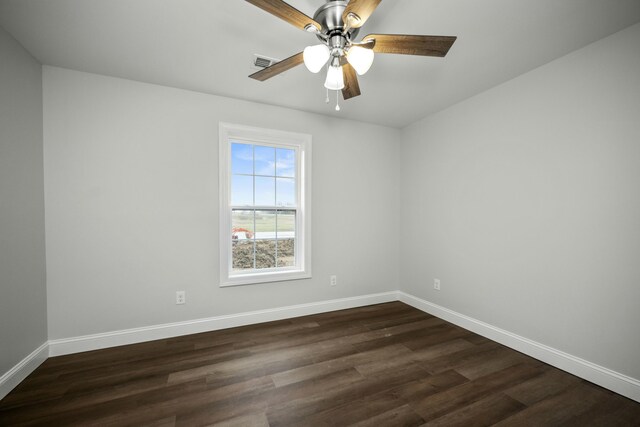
[1,0,640,425]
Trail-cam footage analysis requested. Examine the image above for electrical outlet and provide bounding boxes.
[176,291,186,304]
[330,275,337,286]
[434,279,441,291]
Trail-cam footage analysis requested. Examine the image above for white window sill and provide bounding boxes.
[220,270,312,287]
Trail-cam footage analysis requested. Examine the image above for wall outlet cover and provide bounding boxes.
[176,291,186,304]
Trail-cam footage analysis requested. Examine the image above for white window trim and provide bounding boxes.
[219,122,312,287]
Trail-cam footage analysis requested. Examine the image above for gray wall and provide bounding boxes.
[0,26,47,375]
[43,66,401,339]
[400,23,640,379]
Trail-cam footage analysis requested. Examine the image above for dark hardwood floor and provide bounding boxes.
[1,302,639,426]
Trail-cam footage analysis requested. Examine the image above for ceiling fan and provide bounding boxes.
[245,0,457,110]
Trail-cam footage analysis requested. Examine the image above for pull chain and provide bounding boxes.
[325,62,331,104]
[335,90,340,111]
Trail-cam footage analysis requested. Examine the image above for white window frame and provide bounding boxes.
[219,122,312,287]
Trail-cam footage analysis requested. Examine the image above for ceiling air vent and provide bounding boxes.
[251,54,279,70]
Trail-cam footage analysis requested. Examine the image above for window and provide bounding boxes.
[219,123,311,286]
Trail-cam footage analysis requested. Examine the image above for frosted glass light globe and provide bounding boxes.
[347,46,375,75]
[303,44,330,73]
[324,65,344,90]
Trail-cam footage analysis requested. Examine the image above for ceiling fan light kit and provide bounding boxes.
[246,0,457,109]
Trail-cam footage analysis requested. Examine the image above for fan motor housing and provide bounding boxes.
[313,0,360,40]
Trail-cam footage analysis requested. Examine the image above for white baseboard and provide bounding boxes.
[398,291,640,403]
[0,342,48,400]
[5,291,638,405]
[48,291,398,357]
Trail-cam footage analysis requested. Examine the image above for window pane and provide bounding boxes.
[231,175,253,206]
[255,177,275,206]
[277,239,295,267]
[276,210,295,235]
[255,145,275,176]
[255,240,276,269]
[276,177,296,207]
[276,148,295,177]
[255,210,276,269]
[232,210,254,240]
[231,142,253,175]
[255,210,276,238]
[232,240,254,270]
[277,210,295,268]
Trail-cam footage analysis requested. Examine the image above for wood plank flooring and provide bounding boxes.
[1,302,639,426]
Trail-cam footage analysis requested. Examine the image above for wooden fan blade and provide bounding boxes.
[249,52,304,81]
[362,34,457,57]
[342,0,381,29]
[342,63,361,100]
[245,0,321,31]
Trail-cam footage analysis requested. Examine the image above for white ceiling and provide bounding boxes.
[1,0,639,128]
